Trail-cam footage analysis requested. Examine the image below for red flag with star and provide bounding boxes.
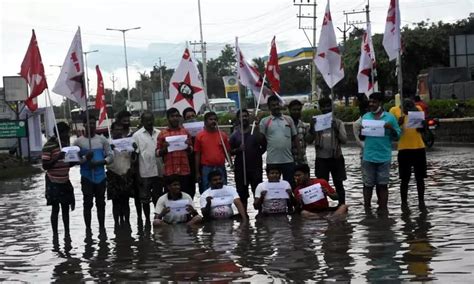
[95,65,106,125]
[314,0,344,88]
[20,29,48,111]
[265,36,280,93]
[168,48,206,114]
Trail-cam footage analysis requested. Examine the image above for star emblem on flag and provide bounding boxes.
[172,72,203,108]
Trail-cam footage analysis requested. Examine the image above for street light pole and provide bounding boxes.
[83,49,99,107]
[106,27,141,111]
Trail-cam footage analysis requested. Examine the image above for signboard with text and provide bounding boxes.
[3,76,28,102]
[0,120,27,138]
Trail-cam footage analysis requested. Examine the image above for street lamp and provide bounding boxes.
[83,49,99,106]
[106,27,141,111]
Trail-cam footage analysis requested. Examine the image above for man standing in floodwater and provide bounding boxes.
[359,92,400,211]
[133,111,164,230]
[259,95,300,187]
[74,115,113,239]
[42,122,75,243]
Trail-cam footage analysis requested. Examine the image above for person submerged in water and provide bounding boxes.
[293,164,348,218]
[200,170,248,222]
[254,165,295,216]
[153,175,202,226]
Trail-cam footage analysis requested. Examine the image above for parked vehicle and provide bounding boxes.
[422,118,439,149]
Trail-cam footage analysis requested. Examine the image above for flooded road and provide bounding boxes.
[1,146,473,282]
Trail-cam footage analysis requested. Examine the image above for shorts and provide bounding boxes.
[315,157,347,181]
[362,160,391,187]
[139,176,163,204]
[81,177,106,199]
[398,148,427,181]
[45,175,75,209]
[106,170,133,200]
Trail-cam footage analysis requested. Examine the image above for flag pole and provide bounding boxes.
[397,50,403,99]
[46,89,63,149]
[250,73,267,135]
[236,37,247,186]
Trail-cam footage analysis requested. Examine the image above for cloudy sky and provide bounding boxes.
[1,0,472,105]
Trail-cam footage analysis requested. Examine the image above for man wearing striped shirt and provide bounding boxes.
[42,122,75,243]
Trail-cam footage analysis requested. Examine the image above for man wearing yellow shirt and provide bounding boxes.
[389,99,427,210]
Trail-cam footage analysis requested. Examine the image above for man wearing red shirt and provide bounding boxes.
[195,111,231,193]
[156,108,194,198]
[293,164,348,218]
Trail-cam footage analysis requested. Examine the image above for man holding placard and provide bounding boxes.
[107,122,137,230]
[153,175,201,226]
[292,164,347,218]
[389,99,427,210]
[306,97,348,206]
[74,115,113,239]
[156,108,194,198]
[359,92,400,211]
[254,165,294,215]
[194,112,230,193]
[133,111,164,230]
[200,171,247,222]
[182,107,200,195]
[42,122,75,243]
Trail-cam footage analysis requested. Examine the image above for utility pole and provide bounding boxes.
[159,58,165,98]
[294,0,318,101]
[110,73,117,106]
[337,19,352,45]
[197,0,208,98]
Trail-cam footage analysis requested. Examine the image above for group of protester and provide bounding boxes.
[42,92,428,242]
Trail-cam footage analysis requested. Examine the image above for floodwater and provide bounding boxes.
[1,146,473,282]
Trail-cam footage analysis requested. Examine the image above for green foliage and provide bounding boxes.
[427,99,458,118]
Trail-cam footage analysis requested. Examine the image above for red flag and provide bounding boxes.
[95,65,106,125]
[383,0,401,61]
[265,36,280,93]
[20,29,48,111]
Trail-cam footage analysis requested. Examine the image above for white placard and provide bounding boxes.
[61,146,80,162]
[165,135,188,152]
[361,119,385,137]
[183,121,204,137]
[265,182,290,200]
[165,199,190,215]
[299,184,325,205]
[407,111,425,129]
[112,137,134,152]
[313,112,333,132]
[209,189,235,207]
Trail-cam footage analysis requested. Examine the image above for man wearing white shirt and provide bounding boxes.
[254,165,295,215]
[154,175,201,226]
[200,170,247,222]
[132,111,164,229]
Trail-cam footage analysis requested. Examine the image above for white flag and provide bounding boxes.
[357,23,378,96]
[52,28,86,110]
[383,0,401,61]
[168,48,206,114]
[235,41,273,104]
[314,0,344,89]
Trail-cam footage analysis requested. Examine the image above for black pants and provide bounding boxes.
[315,157,347,205]
[235,169,263,210]
[81,177,106,231]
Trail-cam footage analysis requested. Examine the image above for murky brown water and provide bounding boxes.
[1,146,473,282]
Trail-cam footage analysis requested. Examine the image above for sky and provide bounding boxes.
[1,0,472,106]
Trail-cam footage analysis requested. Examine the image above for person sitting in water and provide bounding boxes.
[200,170,248,222]
[254,165,295,215]
[293,164,348,218]
[153,175,201,226]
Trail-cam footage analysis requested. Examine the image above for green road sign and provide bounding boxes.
[0,120,27,138]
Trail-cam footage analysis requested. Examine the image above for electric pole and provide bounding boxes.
[294,0,318,101]
[196,0,208,98]
[159,58,165,98]
[110,73,117,106]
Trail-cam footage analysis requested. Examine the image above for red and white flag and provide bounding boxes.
[52,27,86,110]
[20,29,48,111]
[236,42,273,104]
[315,0,344,88]
[265,36,280,93]
[95,65,106,125]
[383,0,401,61]
[357,23,378,96]
[168,48,206,114]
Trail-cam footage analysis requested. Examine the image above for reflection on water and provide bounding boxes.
[1,146,473,282]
